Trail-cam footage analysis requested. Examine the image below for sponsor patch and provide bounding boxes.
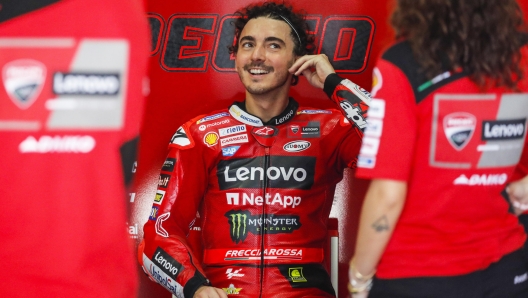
[229,105,263,126]
[359,137,380,156]
[204,132,219,147]
[222,284,242,295]
[196,112,230,124]
[154,190,165,205]
[283,141,311,152]
[224,248,304,261]
[220,134,249,147]
[297,109,331,115]
[53,72,120,95]
[357,155,376,168]
[453,173,508,186]
[368,98,386,118]
[19,135,96,153]
[3,59,46,109]
[158,174,170,188]
[142,254,184,296]
[443,112,476,150]
[170,126,193,148]
[155,213,170,237]
[149,206,159,220]
[364,118,383,138]
[219,125,247,137]
[226,192,302,208]
[218,156,316,190]
[153,247,183,279]
[226,268,245,279]
[287,121,320,138]
[289,267,307,283]
[339,100,367,130]
[222,146,240,157]
[162,158,176,172]
[481,119,526,140]
[225,210,301,244]
[252,126,277,137]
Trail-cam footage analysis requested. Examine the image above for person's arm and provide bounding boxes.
[507,175,528,215]
[139,121,227,298]
[289,54,370,134]
[348,179,406,296]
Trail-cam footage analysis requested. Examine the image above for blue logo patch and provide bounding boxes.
[222,146,240,156]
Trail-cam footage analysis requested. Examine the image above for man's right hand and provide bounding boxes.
[193,286,228,298]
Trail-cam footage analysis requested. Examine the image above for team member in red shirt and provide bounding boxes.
[348,0,528,297]
[0,0,150,297]
[138,2,370,297]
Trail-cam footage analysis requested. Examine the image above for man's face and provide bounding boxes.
[235,17,297,96]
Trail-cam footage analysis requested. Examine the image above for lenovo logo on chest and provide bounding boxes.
[482,119,526,140]
[217,156,316,190]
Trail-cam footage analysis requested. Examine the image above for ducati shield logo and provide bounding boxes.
[443,112,476,150]
[3,59,46,109]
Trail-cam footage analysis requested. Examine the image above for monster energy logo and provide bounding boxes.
[225,210,301,244]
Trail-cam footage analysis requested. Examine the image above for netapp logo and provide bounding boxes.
[153,247,183,279]
[217,156,316,190]
[19,135,95,153]
[482,119,525,140]
[53,72,120,95]
[226,192,302,208]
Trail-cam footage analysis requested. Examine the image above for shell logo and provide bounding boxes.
[204,132,219,146]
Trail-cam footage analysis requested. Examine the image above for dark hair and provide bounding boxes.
[391,0,527,90]
[228,1,316,57]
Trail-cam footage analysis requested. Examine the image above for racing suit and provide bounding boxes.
[139,74,370,297]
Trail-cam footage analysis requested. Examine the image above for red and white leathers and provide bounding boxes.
[138,74,370,298]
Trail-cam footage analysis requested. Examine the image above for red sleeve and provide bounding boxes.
[355,59,417,181]
[138,120,209,298]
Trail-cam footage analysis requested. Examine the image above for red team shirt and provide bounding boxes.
[0,1,149,297]
[356,40,528,278]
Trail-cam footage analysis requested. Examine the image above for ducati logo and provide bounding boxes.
[3,59,46,109]
[443,112,476,150]
[290,125,299,134]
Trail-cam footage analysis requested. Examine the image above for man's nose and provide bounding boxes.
[251,44,265,61]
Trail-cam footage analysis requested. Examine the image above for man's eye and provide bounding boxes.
[242,42,253,48]
[270,43,280,49]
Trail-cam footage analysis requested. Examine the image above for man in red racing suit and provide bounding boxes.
[138,2,370,297]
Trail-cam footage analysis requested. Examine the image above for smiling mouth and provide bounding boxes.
[244,64,273,75]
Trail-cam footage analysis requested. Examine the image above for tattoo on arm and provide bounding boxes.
[371,215,389,232]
